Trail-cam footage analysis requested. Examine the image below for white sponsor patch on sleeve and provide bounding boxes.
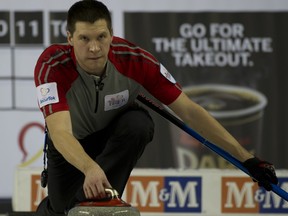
[160,64,176,84]
[36,82,59,108]
[104,90,129,111]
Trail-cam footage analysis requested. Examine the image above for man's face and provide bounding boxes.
[67,19,113,75]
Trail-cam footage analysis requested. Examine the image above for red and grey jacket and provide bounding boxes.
[34,36,182,139]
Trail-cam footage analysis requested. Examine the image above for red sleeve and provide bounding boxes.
[109,37,182,105]
[34,45,77,117]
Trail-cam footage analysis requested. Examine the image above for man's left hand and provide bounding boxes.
[243,157,278,191]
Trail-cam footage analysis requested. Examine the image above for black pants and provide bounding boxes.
[36,107,154,216]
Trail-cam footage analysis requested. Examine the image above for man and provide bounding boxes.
[34,0,278,215]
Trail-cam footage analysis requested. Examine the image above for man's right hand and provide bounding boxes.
[83,163,112,199]
[46,112,112,199]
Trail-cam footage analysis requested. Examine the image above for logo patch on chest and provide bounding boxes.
[104,90,129,111]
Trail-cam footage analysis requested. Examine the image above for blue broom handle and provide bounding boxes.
[137,94,288,202]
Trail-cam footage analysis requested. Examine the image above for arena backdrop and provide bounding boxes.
[0,0,288,198]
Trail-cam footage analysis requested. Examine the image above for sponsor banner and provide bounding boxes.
[124,11,288,170]
[13,168,47,211]
[125,176,202,213]
[13,168,288,214]
[222,177,288,213]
